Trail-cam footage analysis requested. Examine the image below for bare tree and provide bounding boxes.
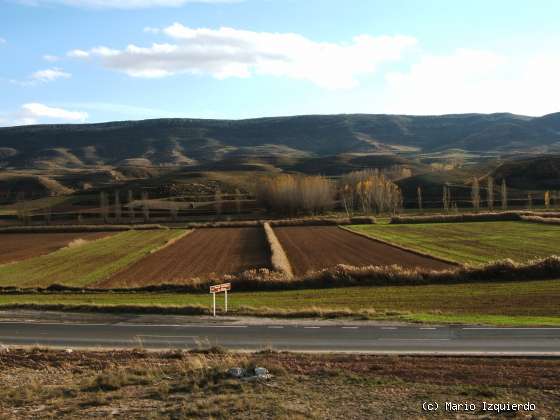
[234,188,242,214]
[99,191,109,223]
[471,177,480,212]
[336,170,402,215]
[501,179,508,210]
[127,190,135,221]
[417,186,423,212]
[442,184,451,212]
[544,191,551,210]
[114,191,121,223]
[214,188,223,215]
[169,200,178,221]
[44,204,52,225]
[258,174,335,215]
[487,176,494,210]
[141,191,150,222]
[16,191,26,224]
[341,184,354,217]
[527,192,533,210]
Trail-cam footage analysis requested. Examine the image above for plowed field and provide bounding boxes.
[0,232,113,265]
[274,226,454,276]
[103,227,271,287]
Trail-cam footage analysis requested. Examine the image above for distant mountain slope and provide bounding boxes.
[1,112,560,169]
[490,155,560,190]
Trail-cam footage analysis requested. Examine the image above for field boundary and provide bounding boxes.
[521,215,560,225]
[390,211,560,225]
[1,256,559,294]
[263,223,294,278]
[339,225,461,267]
[0,224,168,234]
[94,229,194,286]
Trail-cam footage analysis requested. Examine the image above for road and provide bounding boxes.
[0,313,559,355]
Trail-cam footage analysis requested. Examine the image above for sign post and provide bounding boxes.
[209,283,231,317]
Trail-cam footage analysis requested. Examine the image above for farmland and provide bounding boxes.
[274,226,453,276]
[349,221,560,265]
[0,232,113,265]
[101,227,271,288]
[0,230,184,288]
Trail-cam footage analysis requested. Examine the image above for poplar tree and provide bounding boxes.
[128,190,135,221]
[501,179,508,210]
[471,177,480,211]
[487,176,494,210]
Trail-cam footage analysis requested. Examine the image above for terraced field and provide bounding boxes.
[274,226,453,276]
[101,227,271,288]
[0,230,184,288]
[0,232,113,265]
[349,221,560,265]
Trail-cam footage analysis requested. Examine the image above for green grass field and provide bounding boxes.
[2,278,559,326]
[0,230,185,288]
[349,221,560,265]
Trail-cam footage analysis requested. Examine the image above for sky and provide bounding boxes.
[1,0,560,125]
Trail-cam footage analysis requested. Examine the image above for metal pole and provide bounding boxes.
[212,292,216,317]
[224,290,228,313]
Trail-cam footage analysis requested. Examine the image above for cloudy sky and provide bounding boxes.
[1,0,559,125]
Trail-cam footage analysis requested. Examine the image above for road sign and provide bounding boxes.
[210,283,231,293]
[209,283,231,316]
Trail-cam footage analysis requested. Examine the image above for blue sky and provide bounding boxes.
[1,0,559,125]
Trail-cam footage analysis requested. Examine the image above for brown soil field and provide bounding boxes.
[101,227,271,287]
[1,349,558,419]
[0,232,113,265]
[275,226,453,276]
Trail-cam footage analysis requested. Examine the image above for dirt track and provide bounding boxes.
[0,232,113,265]
[104,227,271,287]
[274,226,453,276]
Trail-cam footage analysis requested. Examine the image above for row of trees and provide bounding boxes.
[257,170,404,216]
[416,176,560,212]
[257,174,334,215]
[339,170,403,216]
[99,190,151,223]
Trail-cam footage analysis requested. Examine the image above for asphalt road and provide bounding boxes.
[1,316,559,355]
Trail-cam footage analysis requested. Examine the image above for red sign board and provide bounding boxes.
[210,283,231,293]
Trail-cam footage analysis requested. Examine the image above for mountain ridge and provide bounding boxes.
[1,112,560,170]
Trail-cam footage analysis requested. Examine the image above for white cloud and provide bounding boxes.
[16,0,242,9]
[67,49,90,58]
[381,48,560,116]
[68,23,417,89]
[0,103,88,126]
[13,103,88,125]
[43,54,60,62]
[31,68,71,82]
[10,67,72,86]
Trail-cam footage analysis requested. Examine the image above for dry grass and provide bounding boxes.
[521,215,560,225]
[0,348,558,419]
[263,222,294,279]
[391,211,560,224]
[391,211,524,224]
[177,217,375,229]
[66,238,89,248]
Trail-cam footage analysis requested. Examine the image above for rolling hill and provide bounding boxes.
[1,112,560,170]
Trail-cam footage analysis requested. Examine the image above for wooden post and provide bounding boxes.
[212,292,216,317]
[224,290,228,313]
